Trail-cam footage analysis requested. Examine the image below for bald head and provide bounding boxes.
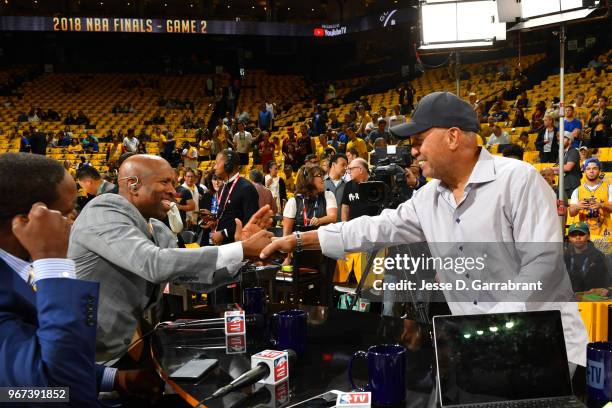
[118,154,177,220]
[350,158,370,183]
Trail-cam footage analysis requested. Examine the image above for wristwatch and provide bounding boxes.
[293,230,303,253]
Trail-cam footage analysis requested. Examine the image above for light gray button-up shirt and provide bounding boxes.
[318,147,588,366]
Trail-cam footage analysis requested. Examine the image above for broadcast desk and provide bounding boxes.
[151,304,436,407]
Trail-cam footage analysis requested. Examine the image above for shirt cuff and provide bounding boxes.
[100,367,118,393]
[31,259,76,282]
[217,241,244,276]
[318,223,347,260]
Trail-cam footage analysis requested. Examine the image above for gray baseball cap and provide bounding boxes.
[390,91,480,139]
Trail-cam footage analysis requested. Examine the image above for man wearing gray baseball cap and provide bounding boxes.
[262,91,588,372]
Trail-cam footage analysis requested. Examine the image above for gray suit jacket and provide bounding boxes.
[69,193,238,360]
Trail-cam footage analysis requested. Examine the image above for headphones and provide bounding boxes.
[223,149,236,174]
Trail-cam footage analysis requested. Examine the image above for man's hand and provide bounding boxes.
[114,369,163,400]
[11,203,71,260]
[260,235,297,260]
[234,205,274,241]
[211,231,224,246]
[577,200,590,210]
[265,177,273,187]
[241,230,274,259]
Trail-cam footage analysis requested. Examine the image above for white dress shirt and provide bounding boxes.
[317,148,588,366]
[0,249,117,391]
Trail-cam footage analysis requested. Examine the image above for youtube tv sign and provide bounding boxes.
[313,24,348,37]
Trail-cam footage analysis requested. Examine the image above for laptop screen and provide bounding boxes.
[434,311,573,406]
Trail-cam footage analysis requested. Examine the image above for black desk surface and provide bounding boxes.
[151,304,436,407]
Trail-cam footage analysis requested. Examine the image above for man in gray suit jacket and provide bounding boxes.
[69,155,273,360]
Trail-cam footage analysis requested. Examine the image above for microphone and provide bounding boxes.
[197,349,296,405]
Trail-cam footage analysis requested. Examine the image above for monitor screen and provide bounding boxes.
[434,311,573,406]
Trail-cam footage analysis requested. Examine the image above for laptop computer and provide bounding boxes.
[433,311,587,407]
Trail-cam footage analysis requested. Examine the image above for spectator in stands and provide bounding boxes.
[535,115,559,164]
[250,169,277,214]
[76,166,115,202]
[564,105,583,144]
[356,105,371,134]
[511,108,530,128]
[63,159,76,179]
[259,131,276,170]
[46,108,60,121]
[516,131,532,152]
[573,92,589,125]
[284,164,296,193]
[514,91,530,109]
[282,165,337,235]
[265,161,287,214]
[213,118,230,149]
[27,110,40,123]
[578,147,591,168]
[568,157,612,237]
[75,111,90,126]
[389,105,406,129]
[122,128,139,153]
[176,168,204,229]
[82,132,99,153]
[106,136,124,169]
[68,137,83,154]
[328,112,341,129]
[486,125,509,148]
[181,141,199,170]
[341,158,376,221]
[564,222,608,293]
[531,101,546,131]
[346,126,368,159]
[489,103,509,122]
[588,96,611,148]
[233,121,253,165]
[258,103,272,131]
[540,168,558,195]
[587,87,604,108]
[324,153,348,222]
[198,130,213,162]
[368,118,393,145]
[281,142,296,171]
[17,111,27,122]
[296,124,315,165]
[77,156,92,171]
[378,106,390,130]
[552,132,581,201]
[502,144,525,161]
[312,104,328,135]
[162,132,178,166]
[304,154,319,168]
[211,150,260,245]
[481,116,496,140]
[545,98,561,128]
[346,146,359,164]
[198,173,222,246]
[365,112,381,135]
[29,128,46,155]
[64,112,76,125]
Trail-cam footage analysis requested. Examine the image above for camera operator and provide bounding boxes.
[342,158,378,221]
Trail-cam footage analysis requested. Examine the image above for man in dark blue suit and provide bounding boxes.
[0,153,161,406]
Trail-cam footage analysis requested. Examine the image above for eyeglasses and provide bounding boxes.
[313,174,323,179]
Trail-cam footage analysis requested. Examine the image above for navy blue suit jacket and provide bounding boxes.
[0,257,105,406]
